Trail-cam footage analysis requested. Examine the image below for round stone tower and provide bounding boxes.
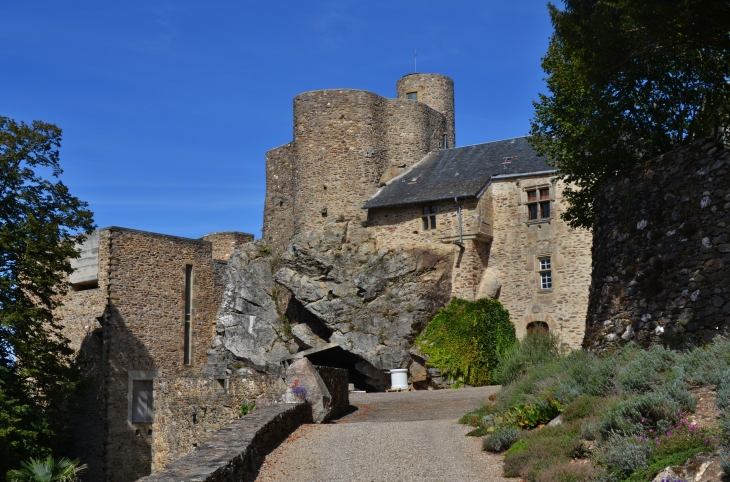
[396,73,455,148]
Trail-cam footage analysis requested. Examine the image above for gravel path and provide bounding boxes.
[256,387,510,482]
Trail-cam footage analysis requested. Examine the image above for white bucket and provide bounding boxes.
[388,368,409,390]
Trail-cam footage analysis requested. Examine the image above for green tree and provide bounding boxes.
[416,298,516,386]
[6,456,86,482]
[0,117,95,475]
[530,0,730,228]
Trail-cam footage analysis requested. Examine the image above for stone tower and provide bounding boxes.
[396,73,455,148]
[263,74,455,253]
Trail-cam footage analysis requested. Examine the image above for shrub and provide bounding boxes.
[534,462,595,482]
[598,435,653,475]
[482,426,520,452]
[492,330,562,386]
[562,395,606,422]
[6,456,87,482]
[416,298,516,386]
[721,449,730,476]
[503,397,563,429]
[504,438,527,456]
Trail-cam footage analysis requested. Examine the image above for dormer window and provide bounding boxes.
[406,92,418,100]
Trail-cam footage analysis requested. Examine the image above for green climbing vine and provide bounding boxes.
[416,298,516,386]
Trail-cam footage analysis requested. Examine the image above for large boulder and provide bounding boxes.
[205,221,454,390]
[285,358,332,423]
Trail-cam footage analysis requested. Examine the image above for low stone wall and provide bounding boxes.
[313,366,349,419]
[152,366,349,473]
[586,139,730,350]
[139,403,312,482]
[151,373,284,472]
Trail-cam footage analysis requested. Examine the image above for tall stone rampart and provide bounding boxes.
[585,140,730,351]
[262,75,451,253]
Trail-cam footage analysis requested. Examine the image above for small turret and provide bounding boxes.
[396,73,455,148]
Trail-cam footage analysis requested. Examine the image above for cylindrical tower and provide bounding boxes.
[396,73,455,148]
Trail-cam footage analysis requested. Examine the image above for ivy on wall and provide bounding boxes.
[416,298,516,386]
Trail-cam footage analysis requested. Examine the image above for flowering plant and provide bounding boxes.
[290,379,308,400]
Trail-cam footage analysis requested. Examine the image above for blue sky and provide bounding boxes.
[1,1,554,239]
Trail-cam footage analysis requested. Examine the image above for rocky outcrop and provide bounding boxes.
[205,221,454,389]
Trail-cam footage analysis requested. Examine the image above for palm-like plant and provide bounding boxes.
[6,456,86,482]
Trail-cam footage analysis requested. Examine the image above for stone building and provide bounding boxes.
[262,73,592,347]
[56,227,252,481]
[364,137,592,346]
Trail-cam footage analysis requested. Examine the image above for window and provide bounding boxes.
[421,206,437,230]
[406,91,418,100]
[443,134,448,149]
[526,187,551,220]
[538,257,553,289]
[527,321,549,333]
[132,380,153,423]
[184,265,193,365]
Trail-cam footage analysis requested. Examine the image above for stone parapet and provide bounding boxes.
[201,231,255,261]
[139,403,312,482]
[586,139,730,351]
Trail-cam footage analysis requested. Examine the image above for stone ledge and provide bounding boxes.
[139,403,312,482]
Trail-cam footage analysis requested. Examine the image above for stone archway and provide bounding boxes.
[527,321,550,333]
[514,313,557,339]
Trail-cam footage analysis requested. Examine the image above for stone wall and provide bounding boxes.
[367,197,489,301]
[262,142,296,254]
[151,366,348,472]
[201,231,255,261]
[313,365,350,419]
[488,177,592,348]
[56,229,112,482]
[139,403,312,482]
[396,73,455,148]
[585,140,730,351]
[151,373,284,471]
[262,74,453,255]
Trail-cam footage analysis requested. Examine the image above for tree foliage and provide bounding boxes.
[0,117,95,475]
[416,298,516,386]
[530,0,730,228]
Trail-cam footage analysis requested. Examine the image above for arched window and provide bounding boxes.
[527,321,549,333]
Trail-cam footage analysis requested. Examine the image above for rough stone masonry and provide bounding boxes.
[585,139,730,351]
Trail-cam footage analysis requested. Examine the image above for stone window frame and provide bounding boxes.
[421,205,437,231]
[127,370,161,427]
[406,91,419,101]
[521,182,555,225]
[537,255,554,291]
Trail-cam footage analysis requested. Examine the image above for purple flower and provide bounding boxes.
[291,385,308,399]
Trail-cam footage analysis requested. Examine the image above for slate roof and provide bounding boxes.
[362,136,555,210]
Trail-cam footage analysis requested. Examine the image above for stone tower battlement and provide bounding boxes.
[263,74,455,252]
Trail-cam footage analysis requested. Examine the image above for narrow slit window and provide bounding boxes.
[184,265,193,365]
[132,380,154,424]
[443,134,448,149]
[538,257,553,290]
[421,206,437,230]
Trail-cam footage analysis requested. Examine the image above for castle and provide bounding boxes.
[57,72,592,480]
[263,72,591,342]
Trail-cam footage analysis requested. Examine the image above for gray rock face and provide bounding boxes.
[285,358,332,423]
[205,221,454,390]
[291,323,328,349]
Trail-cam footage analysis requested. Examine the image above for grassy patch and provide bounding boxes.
[461,336,730,481]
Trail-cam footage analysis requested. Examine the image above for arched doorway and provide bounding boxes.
[526,321,550,333]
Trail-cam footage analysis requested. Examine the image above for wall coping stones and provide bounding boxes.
[139,403,312,482]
